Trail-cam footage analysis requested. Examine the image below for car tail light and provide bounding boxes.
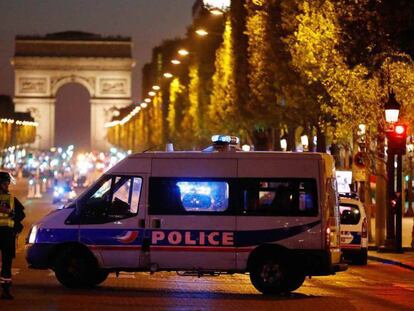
[325,218,332,249]
[362,217,368,238]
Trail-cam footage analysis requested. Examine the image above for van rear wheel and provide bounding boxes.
[249,255,304,295]
[54,247,102,288]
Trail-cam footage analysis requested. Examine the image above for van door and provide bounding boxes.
[78,174,146,268]
[147,177,237,271]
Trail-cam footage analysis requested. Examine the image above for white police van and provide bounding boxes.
[26,136,347,295]
[339,194,368,265]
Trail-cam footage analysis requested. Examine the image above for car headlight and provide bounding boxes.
[28,225,38,244]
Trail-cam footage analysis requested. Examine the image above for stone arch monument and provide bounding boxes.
[12,31,135,150]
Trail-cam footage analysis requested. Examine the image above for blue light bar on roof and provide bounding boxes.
[211,135,240,145]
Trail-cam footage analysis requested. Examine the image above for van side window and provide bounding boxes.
[75,175,142,224]
[242,179,317,216]
[149,178,230,214]
[177,181,229,212]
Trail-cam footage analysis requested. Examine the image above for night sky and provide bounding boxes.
[0,0,195,100]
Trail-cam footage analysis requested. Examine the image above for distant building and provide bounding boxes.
[12,31,134,150]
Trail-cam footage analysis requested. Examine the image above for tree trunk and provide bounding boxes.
[273,127,281,151]
[316,124,326,152]
[287,125,296,151]
[252,128,271,151]
[330,143,341,168]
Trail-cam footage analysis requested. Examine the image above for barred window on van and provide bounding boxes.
[149,178,230,214]
[242,179,317,216]
[177,181,229,212]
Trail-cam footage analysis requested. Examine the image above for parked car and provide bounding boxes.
[339,194,368,265]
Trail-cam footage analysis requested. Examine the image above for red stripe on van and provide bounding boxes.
[88,245,142,251]
[88,245,255,252]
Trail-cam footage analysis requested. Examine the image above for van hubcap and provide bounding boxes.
[261,263,283,285]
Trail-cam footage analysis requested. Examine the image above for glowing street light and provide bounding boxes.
[163,72,173,78]
[210,9,224,15]
[195,29,209,36]
[171,59,181,65]
[178,49,189,56]
[152,85,160,91]
[384,90,400,123]
[148,91,156,97]
[242,144,251,152]
[144,98,151,103]
[203,0,230,12]
[140,102,148,108]
[280,139,287,151]
[301,135,309,151]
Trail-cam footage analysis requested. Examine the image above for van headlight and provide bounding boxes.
[28,225,38,244]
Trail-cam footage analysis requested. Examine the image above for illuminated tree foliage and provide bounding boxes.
[208,18,239,135]
[148,92,163,147]
[168,77,185,139]
[245,0,280,150]
[287,0,414,149]
[181,64,201,147]
[109,0,413,155]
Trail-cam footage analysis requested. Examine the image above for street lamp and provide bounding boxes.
[383,90,404,252]
[195,28,209,37]
[140,102,148,109]
[152,85,160,91]
[384,90,400,123]
[148,91,156,97]
[163,72,173,78]
[171,59,181,65]
[178,49,189,56]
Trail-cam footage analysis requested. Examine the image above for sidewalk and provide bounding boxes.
[367,216,414,270]
[370,217,414,248]
[368,249,414,271]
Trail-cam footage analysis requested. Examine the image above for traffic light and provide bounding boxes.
[386,123,407,154]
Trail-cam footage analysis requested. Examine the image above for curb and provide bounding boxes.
[368,255,414,271]
[368,245,414,252]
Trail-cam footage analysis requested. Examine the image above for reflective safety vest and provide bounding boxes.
[0,194,14,228]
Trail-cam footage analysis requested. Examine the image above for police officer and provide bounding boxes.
[0,171,25,300]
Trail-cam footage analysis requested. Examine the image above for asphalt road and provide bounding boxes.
[2,180,414,311]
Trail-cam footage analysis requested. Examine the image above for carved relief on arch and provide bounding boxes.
[51,75,96,97]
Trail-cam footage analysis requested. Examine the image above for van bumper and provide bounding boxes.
[25,243,54,269]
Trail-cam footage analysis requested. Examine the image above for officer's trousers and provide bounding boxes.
[0,227,14,283]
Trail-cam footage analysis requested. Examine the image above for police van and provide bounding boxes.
[26,136,347,295]
[339,194,368,265]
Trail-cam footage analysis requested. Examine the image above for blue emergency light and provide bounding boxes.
[211,135,239,145]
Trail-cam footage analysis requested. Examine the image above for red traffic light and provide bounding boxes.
[386,123,407,154]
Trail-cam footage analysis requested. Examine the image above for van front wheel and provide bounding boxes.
[54,247,101,288]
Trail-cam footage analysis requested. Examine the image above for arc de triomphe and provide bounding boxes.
[12,31,134,150]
